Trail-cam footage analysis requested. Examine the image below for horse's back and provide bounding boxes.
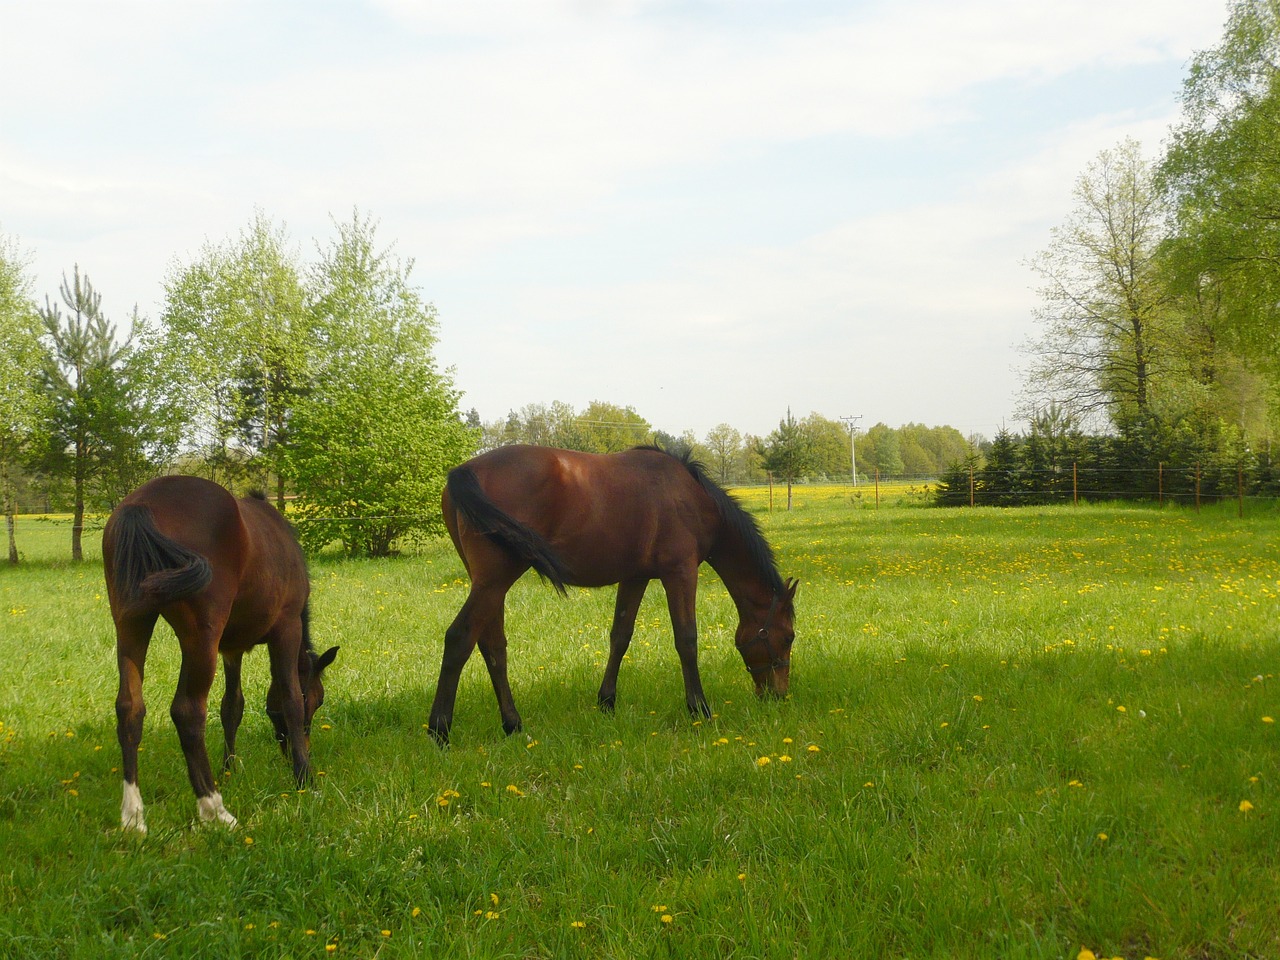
[115,476,243,554]
[451,445,719,585]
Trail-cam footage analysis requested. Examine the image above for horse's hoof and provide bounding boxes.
[597,695,617,713]
[501,719,523,736]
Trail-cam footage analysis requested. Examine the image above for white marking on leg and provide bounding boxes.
[197,791,238,829]
[121,781,147,834]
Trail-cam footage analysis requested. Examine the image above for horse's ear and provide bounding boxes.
[785,578,799,602]
[316,646,339,671]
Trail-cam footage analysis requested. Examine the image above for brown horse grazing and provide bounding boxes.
[103,476,338,833]
[427,445,797,743]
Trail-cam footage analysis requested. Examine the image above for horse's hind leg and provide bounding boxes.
[428,582,510,745]
[220,651,246,774]
[598,579,649,712]
[115,612,156,833]
[477,602,522,736]
[169,606,238,827]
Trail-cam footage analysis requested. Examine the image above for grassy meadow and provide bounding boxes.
[1,491,1279,958]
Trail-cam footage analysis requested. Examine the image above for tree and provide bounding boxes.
[283,213,474,556]
[800,413,853,479]
[703,423,745,484]
[861,422,905,478]
[758,408,812,509]
[1024,139,1174,427]
[36,268,142,559]
[1161,0,1280,375]
[160,212,311,498]
[578,400,652,452]
[0,231,45,563]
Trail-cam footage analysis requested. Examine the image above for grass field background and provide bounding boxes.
[1,492,1278,958]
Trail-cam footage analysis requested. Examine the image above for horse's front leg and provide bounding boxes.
[598,578,649,712]
[661,571,710,718]
[220,651,246,774]
[115,613,156,834]
[265,623,311,788]
[171,608,238,828]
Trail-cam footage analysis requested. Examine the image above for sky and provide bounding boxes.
[1,0,1230,441]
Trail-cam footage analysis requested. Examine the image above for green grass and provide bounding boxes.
[2,499,1279,958]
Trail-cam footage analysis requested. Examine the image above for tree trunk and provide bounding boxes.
[73,496,84,562]
[6,511,16,565]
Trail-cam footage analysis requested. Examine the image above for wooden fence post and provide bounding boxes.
[1239,463,1244,518]
[1195,463,1201,514]
[875,468,880,509]
[1073,462,1078,507]
[1158,461,1163,507]
[969,463,975,507]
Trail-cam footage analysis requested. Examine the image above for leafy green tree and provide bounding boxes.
[578,400,652,452]
[703,423,745,484]
[1161,0,1280,374]
[799,413,852,480]
[36,268,146,559]
[758,408,812,509]
[1024,138,1173,426]
[0,231,45,563]
[283,213,474,556]
[861,422,904,478]
[160,212,311,498]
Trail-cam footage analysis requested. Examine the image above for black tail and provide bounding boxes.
[447,466,572,595]
[109,504,213,614]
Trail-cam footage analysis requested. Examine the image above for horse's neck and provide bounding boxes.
[706,544,774,615]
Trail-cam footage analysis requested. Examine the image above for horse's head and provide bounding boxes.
[735,579,798,698]
[267,645,340,753]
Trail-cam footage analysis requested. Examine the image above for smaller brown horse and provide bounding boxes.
[103,476,338,833]
[428,445,797,743]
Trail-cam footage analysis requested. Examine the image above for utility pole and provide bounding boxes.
[840,415,862,487]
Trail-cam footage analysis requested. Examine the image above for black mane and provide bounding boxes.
[639,445,787,594]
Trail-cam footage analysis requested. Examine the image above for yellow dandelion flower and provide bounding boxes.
[661,914,673,924]
[412,907,422,918]
[505,784,524,796]
[757,756,771,767]
[381,930,391,937]
[571,920,586,928]
[1078,951,1097,960]
[864,781,875,788]
[1239,800,1255,813]
[326,944,337,953]
[490,893,500,906]
[782,737,793,744]
[973,695,983,702]
[484,910,500,920]
[737,873,746,881]
[244,836,254,845]
[1097,833,1108,841]
[1116,705,1127,713]
[1263,717,1275,724]
[807,745,820,753]
[778,755,792,762]
[652,905,668,912]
